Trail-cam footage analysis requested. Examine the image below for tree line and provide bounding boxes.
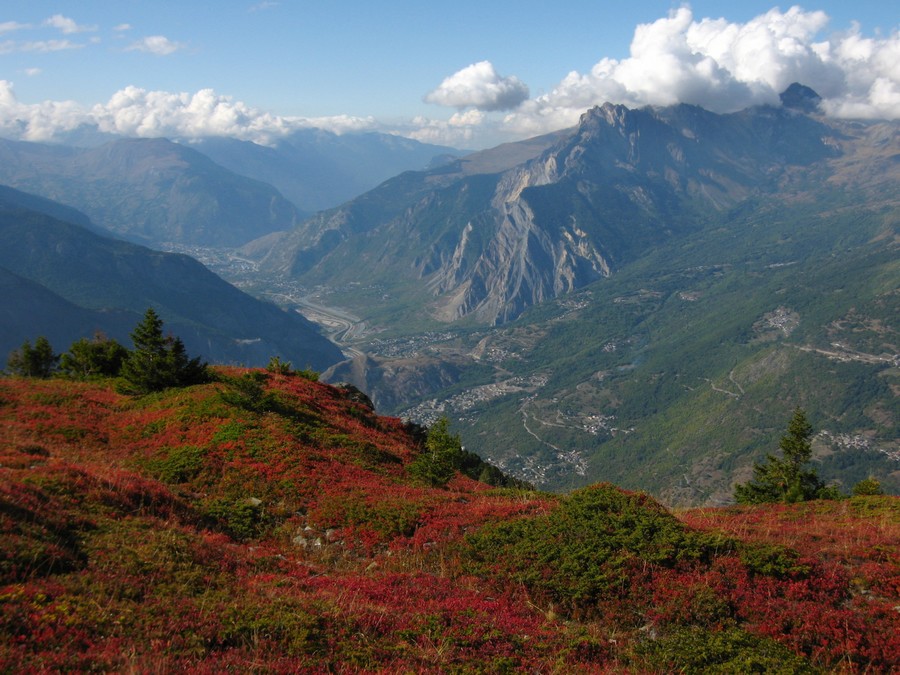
[5,308,209,395]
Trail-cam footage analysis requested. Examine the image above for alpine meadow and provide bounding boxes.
[1,3,898,672]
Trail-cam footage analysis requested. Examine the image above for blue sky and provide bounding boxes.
[1,1,897,148]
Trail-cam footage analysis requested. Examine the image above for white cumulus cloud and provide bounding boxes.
[402,114,486,147]
[0,81,376,143]
[44,15,97,34]
[0,80,92,141]
[90,87,376,141]
[425,60,529,112]
[503,6,900,137]
[126,35,185,56]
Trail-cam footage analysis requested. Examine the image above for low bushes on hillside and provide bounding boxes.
[0,374,897,672]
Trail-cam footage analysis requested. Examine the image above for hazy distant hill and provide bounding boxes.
[0,186,344,370]
[191,129,465,213]
[0,137,301,247]
[0,130,464,249]
[0,266,135,356]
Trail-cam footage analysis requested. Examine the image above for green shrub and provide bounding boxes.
[464,484,733,618]
[851,477,884,496]
[266,356,293,375]
[738,543,811,578]
[147,445,206,484]
[59,333,128,379]
[634,626,818,673]
[219,372,276,413]
[221,600,324,656]
[205,497,270,541]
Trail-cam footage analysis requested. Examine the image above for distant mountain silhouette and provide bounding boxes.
[0,185,344,369]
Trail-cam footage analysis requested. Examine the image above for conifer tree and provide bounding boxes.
[59,332,128,379]
[7,336,58,378]
[735,407,836,504]
[119,308,209,394]
[408,417,465,486]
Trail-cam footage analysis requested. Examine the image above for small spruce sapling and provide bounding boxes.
[408,417,465,487]
[734,408,839,504]
[119,308,209,394]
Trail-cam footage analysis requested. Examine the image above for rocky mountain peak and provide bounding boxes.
[266,97,859,326]
[576,102,654,141]
[780,83,822,113]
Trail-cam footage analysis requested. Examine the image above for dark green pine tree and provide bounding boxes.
[164,335,209,387]
[408,417,465,487]
[59,332,128,379]
[735,407,837,504]
[120,308,209,394]
[7,336,58,378]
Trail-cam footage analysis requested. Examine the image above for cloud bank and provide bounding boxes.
[502,6,900,137]
[425,61,529,111]
[0,82,376,144]
[0,6,897,148]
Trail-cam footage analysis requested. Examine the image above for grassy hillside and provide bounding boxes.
[1,373,897,671]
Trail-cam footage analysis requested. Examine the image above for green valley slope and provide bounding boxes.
[336,189,898,504]
[241,91,899,504]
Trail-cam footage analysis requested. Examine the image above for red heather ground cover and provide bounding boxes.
[678,500,900,667]
[0,373,898,672]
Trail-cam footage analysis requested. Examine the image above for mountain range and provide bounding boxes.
[190,129,462,214]
[0,127,457,370]
[0,185,343,370]
[251,85,870,325]
[0,85,896,505]
[0,130,460,248]
[238,85,898,504]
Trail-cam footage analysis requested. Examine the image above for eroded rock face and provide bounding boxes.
[262,90,842,326]
[428,197,611,325]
